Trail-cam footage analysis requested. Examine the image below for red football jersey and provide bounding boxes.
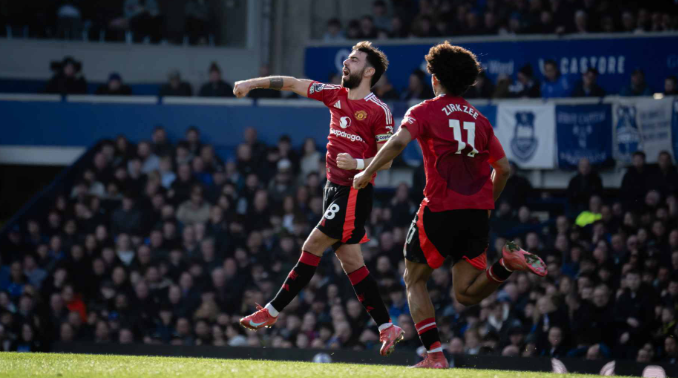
[400,94,506,212]
[307,81,394,186]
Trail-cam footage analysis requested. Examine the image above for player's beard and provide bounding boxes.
[341,68,364,89]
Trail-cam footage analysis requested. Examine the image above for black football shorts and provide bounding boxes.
[404,200,489,270]
[316,181,372,248]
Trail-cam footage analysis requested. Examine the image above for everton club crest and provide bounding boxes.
[510,112,538,162]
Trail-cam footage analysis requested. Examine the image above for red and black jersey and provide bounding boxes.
[400,94,506,212]
[307,81,394,187]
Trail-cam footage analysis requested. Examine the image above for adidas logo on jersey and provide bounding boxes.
[333,101,341,109]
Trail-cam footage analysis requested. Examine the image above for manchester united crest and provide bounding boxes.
[355,110,367,120]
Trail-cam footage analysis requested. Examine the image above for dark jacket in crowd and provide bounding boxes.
[159,82,193,97]
[45,74,87,95]
[199,81,235,97]
[621,166,652,211]
[571,82,606,97]
[567,171,603,210]
[96,85,132,96]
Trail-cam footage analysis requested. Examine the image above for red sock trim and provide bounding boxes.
[415,318,437,334]
[429,341,442,350]
[299,251,321,267]
[485,266,506,283]
[347,266,369,285]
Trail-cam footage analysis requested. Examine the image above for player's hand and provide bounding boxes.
[353,171,370,190]
[336,153,357,170]
[233,81,252,98]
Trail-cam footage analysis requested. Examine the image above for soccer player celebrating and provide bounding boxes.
[233,41,404,356]
[353,42,548,368]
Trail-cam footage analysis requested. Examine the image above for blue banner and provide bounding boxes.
[556,104,613,169]
[306,36,678,97]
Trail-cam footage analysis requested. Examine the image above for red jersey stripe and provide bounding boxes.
[416,201,445,269]
[341,187,359,243]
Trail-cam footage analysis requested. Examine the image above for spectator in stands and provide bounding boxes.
[199,63,234,98]
[95,73,132,96]
[464,71,494,99]
[651,151,678,197]
[55,0,83,40]
[373,74,399,100]
[177,185,210,225]
[400,69,434,101]
[572,68,606,98]
[151,126,173,158]
[159,70,192,97]
[346,20,361,39]
[182,126,203,158]
[621,11,636,33]
[359,16,379,39]
[621,151,651,211]
[511,64,540,98]
[573,10,589,33]
[135,141,161,174]
[541,59,570,98]
[620,69,653,96]
[299,138,321,180]
[45,57,87,95]
[614,270,654,356]
[567,158,603,214]
[665,75,677,96]
[185,0,211,45]
[371,1,390,32]
[388,16,409,38]
[499,162,533,209]
[111,193,143,236]
[323,18,346,42]
[124,0,163,43]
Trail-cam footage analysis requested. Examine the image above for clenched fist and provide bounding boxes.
[336,153,357,170]
[353,170,370,190]
[233,81,252,98]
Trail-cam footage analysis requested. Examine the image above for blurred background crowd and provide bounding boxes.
[1,124,678,365]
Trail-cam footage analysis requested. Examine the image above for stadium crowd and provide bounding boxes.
[42,54,678,100]
[1,125,678,364]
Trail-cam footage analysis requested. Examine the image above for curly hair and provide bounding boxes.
[353,41,389,87]
[425,41,481,96]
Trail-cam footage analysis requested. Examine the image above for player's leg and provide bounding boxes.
[403,203,449,368]
[240,183,343,330]
[335,183,404,355]
[335,243,403,355]
[268,228,337,312]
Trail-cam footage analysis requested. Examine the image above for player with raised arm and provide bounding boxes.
[353,42,548,368]
[232,41,404,356]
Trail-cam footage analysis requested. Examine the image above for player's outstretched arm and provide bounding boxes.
[233,76,314,98]
[353,128,412,190]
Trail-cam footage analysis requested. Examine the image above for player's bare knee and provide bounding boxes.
[302,237,324,256]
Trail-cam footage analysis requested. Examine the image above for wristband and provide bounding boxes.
[356,159,365,170]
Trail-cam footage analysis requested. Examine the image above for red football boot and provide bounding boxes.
[410,352,449,369]
[379,325,404,356]
[239,304,278,331]
[502,241,547,277]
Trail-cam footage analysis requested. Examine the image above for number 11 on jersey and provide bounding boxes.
[449,119,478,157]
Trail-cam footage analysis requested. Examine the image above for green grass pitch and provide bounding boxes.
[0,353,598,378]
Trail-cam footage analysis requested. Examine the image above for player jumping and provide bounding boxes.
[353,42,547,368]
[233,41,404,356]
